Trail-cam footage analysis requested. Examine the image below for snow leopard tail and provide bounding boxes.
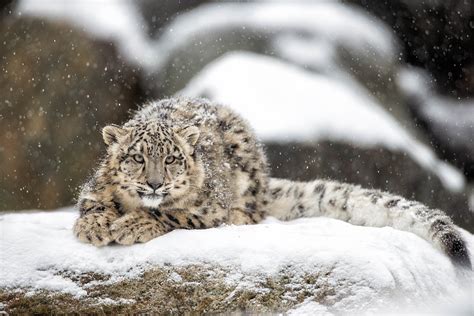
[266,178,472,269]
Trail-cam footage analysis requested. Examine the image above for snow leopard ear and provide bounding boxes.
[102,124,128,146]
[176,126,200,153]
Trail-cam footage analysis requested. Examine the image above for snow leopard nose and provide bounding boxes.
[147,180,163,191]
[146,161,164,191]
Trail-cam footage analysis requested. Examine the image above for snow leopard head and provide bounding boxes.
[101,121,204,208]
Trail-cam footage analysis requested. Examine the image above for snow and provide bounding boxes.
[180,52,465,192]
[0,208,472,313]
[92,297,136,306]
[417,97,474,147]
[288,300,333,315]
[397,66,434,99]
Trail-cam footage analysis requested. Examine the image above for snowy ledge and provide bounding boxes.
[1,209,473,314]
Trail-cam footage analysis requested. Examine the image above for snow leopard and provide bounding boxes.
[74,97,471,269]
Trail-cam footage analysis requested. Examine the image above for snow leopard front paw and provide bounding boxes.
[73,212,114,247]
[110,212,162,245]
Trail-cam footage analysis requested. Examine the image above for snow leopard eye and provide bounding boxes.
[165,155,175,164]
[133,154,144,163]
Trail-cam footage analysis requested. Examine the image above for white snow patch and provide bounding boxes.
[397,66,434,100]
[0,208,472,312]
[168,272,183,283]
[288,300,333,316]
[93,297,136,306]
[180,52,465,192]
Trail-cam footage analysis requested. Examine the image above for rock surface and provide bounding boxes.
[136,0,212,38]
[0,0,15,15]
[0,17,140,210]
[399,67,474,180]
[410,98,474,180]
[349,0,474,98]
[147,2,402,109]
[144,1,432,140]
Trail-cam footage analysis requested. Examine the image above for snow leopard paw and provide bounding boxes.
[110,212,162,245]
[73,212,114,247]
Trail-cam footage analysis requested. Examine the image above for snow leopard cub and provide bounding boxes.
[74,97,471,269]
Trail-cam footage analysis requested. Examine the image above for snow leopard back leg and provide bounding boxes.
[266,178,471,269]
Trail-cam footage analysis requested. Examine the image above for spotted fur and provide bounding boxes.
[74,98,471,269]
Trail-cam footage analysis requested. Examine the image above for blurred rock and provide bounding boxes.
[1,0,14,11]
[16,0,159,76]
[14,1,427,141]
[149,2,400,96]
[147,3,411,117]
[136,0,211,38]
[145,2,431,140]
[265,141,473,232]
[348,0,474,98]
[0,0,15,18]
[398,67,474,180]
[410,98,474,179]
[0,17,140,210]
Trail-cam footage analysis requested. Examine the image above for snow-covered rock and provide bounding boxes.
[0,208,472,314]
[147,2,400,101]
[135,0,210,38]
[399,67,474,179]
[16,0,155,69]
[17,0,397,74]
[180,52,464,193]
